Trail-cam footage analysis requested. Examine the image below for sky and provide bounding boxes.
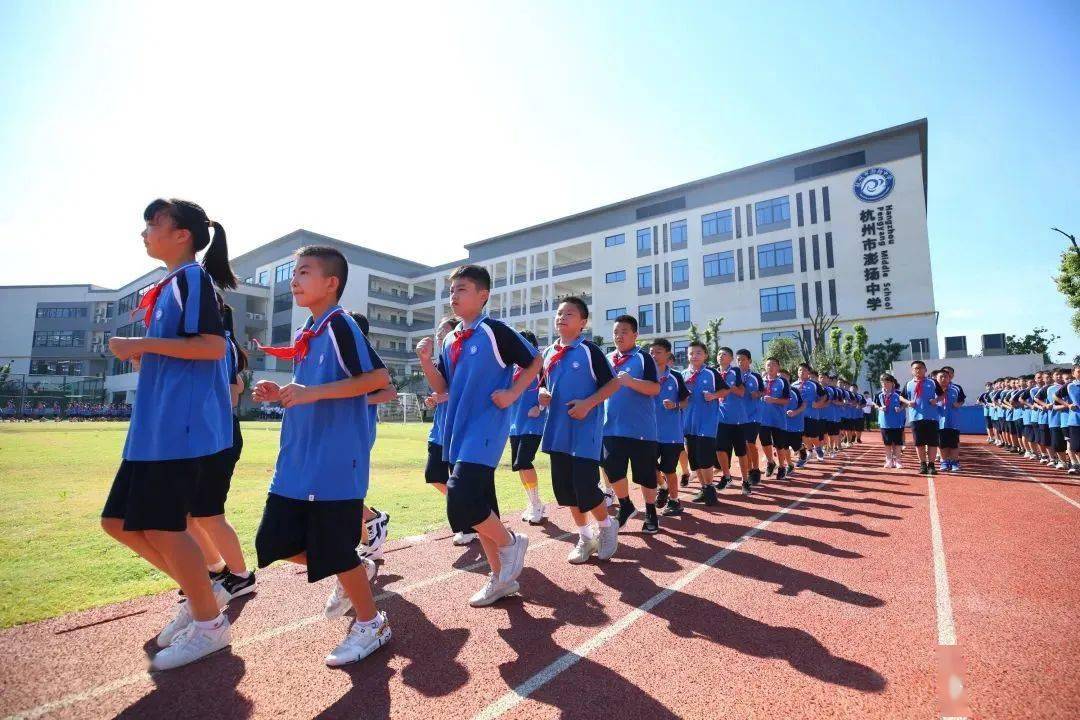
[1,0,1078,358]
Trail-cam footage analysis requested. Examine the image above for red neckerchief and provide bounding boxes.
[884,392,894,411]
[546,342,573,373]
[512,367,524,383]
[915,377,927,400]
[449,327,475,365]
[687,366,703,386]
[256,308,343,362]
[131,262,198,328]
[612,351,633,370]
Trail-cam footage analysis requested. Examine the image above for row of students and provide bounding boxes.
[0,401,134,420]
[980,367,1080,473]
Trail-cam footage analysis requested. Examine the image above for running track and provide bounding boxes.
[1,436,1078,719]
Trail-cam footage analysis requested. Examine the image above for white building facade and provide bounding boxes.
[0,119,937,402]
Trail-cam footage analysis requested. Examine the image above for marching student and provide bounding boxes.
[713,347,750,494]
[735,349,764,485]
[537,297,621,562]
[1066,365,1080,474]
[819,373,842,458]
[509,330,548,525]
[904,360,944,475]
[253,245,392,666]
[419,317,462,535]
[415,265,539,606]
[1048,368,1070,470]
[650,339,690,516]
[601,314,662,532]
[793,363,825,467]
[101,198,236,670]
[759,357,792,480]
[682,341,726,505]
[935,369,964,472]
[978,382,994,443]
[779,368,807,478]
[872,374,908,468]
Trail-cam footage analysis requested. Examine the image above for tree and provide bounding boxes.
[864,338,905,391]
[798,310,839,362]
[762,337,802,374]
[686,323,701,345]
[1005,326,1063,364]
[845,324,869,384]
[701,317,724,360]
[1053,234,1080,334]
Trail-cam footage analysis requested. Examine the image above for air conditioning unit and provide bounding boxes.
[944,335,967,358]
[248,312,265,321]
[981,333,1006,356]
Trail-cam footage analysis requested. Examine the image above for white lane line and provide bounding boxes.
[926,477,958,646]
[977,447,1080,510]
[471,453,868,720]
[4,531,573,720]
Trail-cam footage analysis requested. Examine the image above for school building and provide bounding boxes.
[0,119,938,403]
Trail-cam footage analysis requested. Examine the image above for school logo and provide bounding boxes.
[469,346,478,355]
[572,361,581,369]
[154,309,163,320]
[318,353,325,365]
[853,167,895,202]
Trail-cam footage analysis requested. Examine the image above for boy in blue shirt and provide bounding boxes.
[779,368,807,479]
[793,363,826,467]
[713,347,749,494]
[935,369,964,472]
[872,373,909,468]
[538,297,621,562]
[735,349,765,485]
[1047,368,1069,470]
[682,341,727,505]
[416,265,540,606]
[760,357,793,480]
[509,330,548,525]
[1066,365,1080,473]
[602,314,661,532]
[903,360,944,475]
[650,339,690,517]
[252,246,392,667]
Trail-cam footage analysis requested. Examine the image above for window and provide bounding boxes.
[673,339,690,363]
[761,331,800,356]
[30,360,85,376]
[605,307,627,321]
[605,270,626,283]
[117,292,138,315]
[703,251,735,278]
[32,330,85,347]
[244,276,255,284]
[702,210,732,237]
[673,299,690,325]
[273,290,293,313]
[670,219,687,249]
[35,307,87,319]
[759,285,797,315]
[671,258,689,286]
[257,270,269,286]
[636,228,652,254]
[271,323,292,344]
[604,233,625,247]
[637,265,652,291]
[274,260,295,284]
[638,304,654,329]
[755,196,790,227]
[910,338,930,357]
[757,240,793,269]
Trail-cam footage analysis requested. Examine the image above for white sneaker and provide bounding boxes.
[325,612,391,667]
[151,616,231,671]
[894,461,903,470]
[601,484,617,508]
[468,575,520,607]
[156,582,229,648]
[521,501,546,525]
[883,460,892,469]
[597,522,619,561]
[324,558,378,620]
[453,531,478,546]
[567,535,598,564]
[1068,466,1078,475]
[1056,461,1067,470]
[359,508,390,560]
[496,533,529,585]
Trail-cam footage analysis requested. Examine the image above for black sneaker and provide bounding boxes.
[180,567,230,598]
[766,461,777,477]
[749,468,761,486]
[786,463,794,475]
[661,499,683,516]
[741,478,752,495]
[221,571,257,599]
[702,484,718,506]
[642,515,659,534]
[679,473,690,488]
[716,475,732,490]
[656,487,669,507]
[919,462,928,474]
[927,463,938,475]
[777,466,786,481]
[617,500,638,528]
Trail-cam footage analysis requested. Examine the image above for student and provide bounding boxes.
[793,364,826,467]
[978,382,994,443]
[713,347,750,494]
[415,265,539,606]
[872,373,908,468]
[904,360,944,475]
[101,198,235,670]
[1048,368,1070,470]
[186,301,255,599]
[779,368,807,477]
[735,349,764,485]
[935,369,964,472]
[859,389,871,443]
[419,317,460,535]
[818,373,842,459]
[650,339,690,516]
[1066,365,1080,474]
[537,297,621,562]
[682,341,726,505]
[601,315,662,532]
[509,330,548,525]
[759,357,792,480]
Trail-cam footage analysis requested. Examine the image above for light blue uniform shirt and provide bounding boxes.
[540,336,615,460]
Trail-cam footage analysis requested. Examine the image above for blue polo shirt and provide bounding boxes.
[428,398,447,445]
[682,365,724,438]
[904,378,943,422]
[270,307,384,501]
[122,263,232,462]
[510,373,547,437]
[715,365,747,425]
[437,314,538,468]
[603,348,659,442]
[939,384,963,430]
[1068,381,1080,426]
[819,385,839,423]
[800,378,825,420]
[785,387,806,432]
[876,391,906,429]
[741,370,763,423]
[760,375,791,430]
[540,335,615,460]
[1047,383,1063,428]
[1037,386,1050,425]
[654,367,690,445]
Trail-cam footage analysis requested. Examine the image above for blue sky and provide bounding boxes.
[1,1,1077,358]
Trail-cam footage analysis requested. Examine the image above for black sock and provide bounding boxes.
[646,502,657,518]
[619,496,635,510]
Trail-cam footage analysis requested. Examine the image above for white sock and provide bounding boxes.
[194,614,225,631]
[579,524,596,541]
[234,570,252,579]
[208,560,226,573]
[526,486,540,505]
[596,516,612,528]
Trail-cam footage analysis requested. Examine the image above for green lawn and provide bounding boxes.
[0,421,549,628]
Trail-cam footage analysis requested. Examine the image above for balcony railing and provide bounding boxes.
[552,260,591,276]
[367,288,410,304]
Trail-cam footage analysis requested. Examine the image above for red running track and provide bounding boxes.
[1,436,1077,719]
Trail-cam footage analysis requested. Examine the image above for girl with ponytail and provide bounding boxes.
[101,198,237,670]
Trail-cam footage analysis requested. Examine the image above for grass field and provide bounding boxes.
[0,421,550,628]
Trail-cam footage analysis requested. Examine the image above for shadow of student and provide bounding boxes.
[516,567,610,628]
[670,510,863,560]
[752,485,913,509]
[117,652,251,720]
[735,492,904,521]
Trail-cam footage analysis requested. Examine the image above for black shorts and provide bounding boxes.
[856,417,866,431]
[656,443,682,474]
[881,428,905,446]
[984,416,993,430]
[741,422,760,445]
[446,462,501,532]
[684,435,717,471]
[1022,424,1036,442]
[939,428,960,449]
[912,419,939,447]
[715,424,747,457]
[802,418,821,441]
[1012,420,1023,437]
[839,418,852,431]
[602,436,659,488]
[548,452,604,513]
[191,417,243,518]
[785,430,804,450]
[1039,424,1052,447]
[510,434,542,472]
[101,457,204,532]
[1069,426,1080,453]
[255,493,364,583]
[1050,427,1067,453]
[757,424,785,448]
[425,442,450,484]
[824,420,840,437]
